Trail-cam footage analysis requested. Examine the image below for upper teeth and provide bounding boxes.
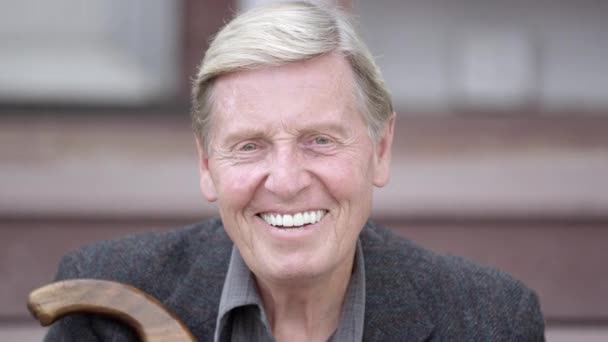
[261,210,327,227]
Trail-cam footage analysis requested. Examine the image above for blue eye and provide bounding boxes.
[240,143,257,151]
[314,136,331,145]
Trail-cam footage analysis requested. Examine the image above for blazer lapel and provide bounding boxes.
[361,223,435,341]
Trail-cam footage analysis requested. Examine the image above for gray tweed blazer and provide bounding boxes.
[44,219,545,341]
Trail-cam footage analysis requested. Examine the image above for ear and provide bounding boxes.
[195,136,218,202]
[372,113,395,187]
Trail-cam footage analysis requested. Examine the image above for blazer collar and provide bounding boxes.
[361,222,435,341]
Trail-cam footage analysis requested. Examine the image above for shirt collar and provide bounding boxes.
[214,245,268,342]
[215,240,366,341]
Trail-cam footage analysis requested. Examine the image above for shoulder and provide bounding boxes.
[55,218,231,298]
[47,218,232,340]
[361,221,535,300]
[361,221,544,340]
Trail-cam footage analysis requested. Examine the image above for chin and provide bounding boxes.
[261,253,336,283]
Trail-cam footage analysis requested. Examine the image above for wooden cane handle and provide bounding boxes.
[27,279,196,342]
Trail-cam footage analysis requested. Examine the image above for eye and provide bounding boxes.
[313,136,331,145]
[239,142,258,151]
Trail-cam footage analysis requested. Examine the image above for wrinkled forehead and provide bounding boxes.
[208,54,360,123]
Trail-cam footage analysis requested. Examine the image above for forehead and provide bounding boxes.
[209,54,358,123]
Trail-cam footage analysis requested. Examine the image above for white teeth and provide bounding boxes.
[282,214,293,227]
[260,210,327,228]
[303,212,310,224]
[293,213,303,226]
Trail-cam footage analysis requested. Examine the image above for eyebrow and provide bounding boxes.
[220,128,272,147]
[297,121,350,137]
[218,115,353,146]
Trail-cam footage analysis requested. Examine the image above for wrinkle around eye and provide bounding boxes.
[301,137,339,156]
[302,133,335,146]
[302,134,362,157]
[211,144,266,165]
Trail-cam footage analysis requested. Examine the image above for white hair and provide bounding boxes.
[192,0,393,151]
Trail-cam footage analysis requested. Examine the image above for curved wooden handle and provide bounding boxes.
[27,279,196,342]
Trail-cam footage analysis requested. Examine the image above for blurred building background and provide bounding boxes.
[1,0,607,340]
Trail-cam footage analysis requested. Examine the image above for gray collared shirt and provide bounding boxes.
[214,240,366,342]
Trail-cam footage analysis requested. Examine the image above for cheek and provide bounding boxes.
[313,152,375,199]
[212,164,267,209]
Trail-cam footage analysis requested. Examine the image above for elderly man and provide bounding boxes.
[45,1,544,341]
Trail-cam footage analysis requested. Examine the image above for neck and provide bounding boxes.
[255,250,355,342]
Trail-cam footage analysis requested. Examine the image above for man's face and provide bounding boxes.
[197,54,393,283]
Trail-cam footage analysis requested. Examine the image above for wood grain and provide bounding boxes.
[27,279,195,342]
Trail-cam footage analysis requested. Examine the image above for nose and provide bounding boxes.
[264,145,312,199]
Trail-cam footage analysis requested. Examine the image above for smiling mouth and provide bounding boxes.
[257,210,328,228]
